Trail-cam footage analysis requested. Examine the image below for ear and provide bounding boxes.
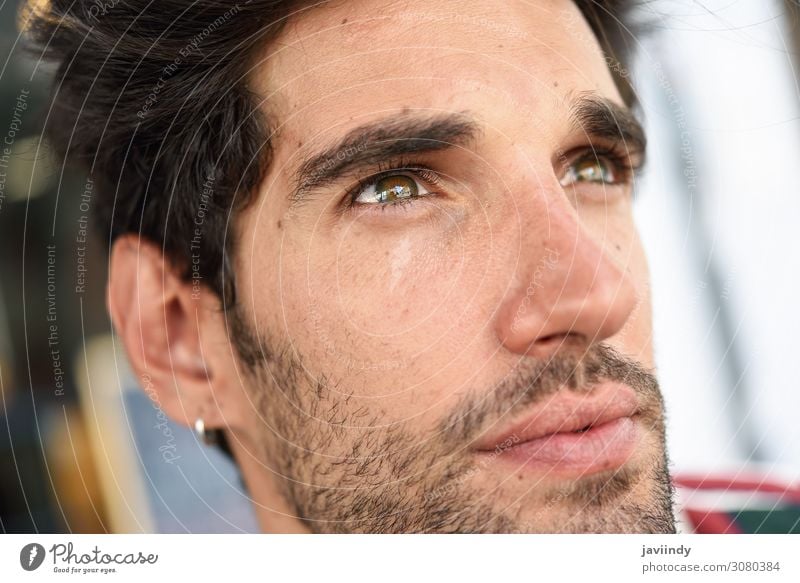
[107,235,243,433]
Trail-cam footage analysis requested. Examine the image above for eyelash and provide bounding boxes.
[582,147,634,172]
[341,156,442,213]
[560,146,641,189]
[340,146,640,214]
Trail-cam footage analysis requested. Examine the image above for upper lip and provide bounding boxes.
[472,382,639,452]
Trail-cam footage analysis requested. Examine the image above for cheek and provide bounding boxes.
[310,208,481,336]
[608,221,655,365]
[278,206,502,394]
[625,235,655,366]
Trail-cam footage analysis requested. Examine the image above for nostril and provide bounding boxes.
[537,332,570,345]
[534,332,585,351]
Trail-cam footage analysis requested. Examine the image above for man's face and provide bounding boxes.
[229,0,674,532]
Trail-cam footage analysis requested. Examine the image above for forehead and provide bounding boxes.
[253,0,621,161]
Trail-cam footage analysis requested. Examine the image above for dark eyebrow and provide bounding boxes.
[568,92,647,161]
[289,111,481,208]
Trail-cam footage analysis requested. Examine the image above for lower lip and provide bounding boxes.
[479,417,639,476]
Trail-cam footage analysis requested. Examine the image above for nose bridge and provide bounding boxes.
[494,199,637,356]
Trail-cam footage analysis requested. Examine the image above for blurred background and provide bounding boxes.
[0,0,798,533]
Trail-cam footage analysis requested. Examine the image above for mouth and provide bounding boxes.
[472,382,641,477]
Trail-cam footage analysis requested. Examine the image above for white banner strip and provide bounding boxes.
[1,534,797,582]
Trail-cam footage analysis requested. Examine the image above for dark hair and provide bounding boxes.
[24,0,638,309]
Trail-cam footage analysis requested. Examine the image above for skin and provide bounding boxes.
[109,0,675,533]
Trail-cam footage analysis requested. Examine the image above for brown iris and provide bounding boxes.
[374,175,418,202]
[572,157,615,183]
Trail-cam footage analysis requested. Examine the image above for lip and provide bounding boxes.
[472,382,641,476]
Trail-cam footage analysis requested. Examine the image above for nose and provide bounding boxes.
[494,203,638,358]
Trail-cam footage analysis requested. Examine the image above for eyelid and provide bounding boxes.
[558,142,643,186]
[341,158,443,210]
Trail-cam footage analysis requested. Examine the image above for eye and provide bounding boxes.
[559,152,627,187]
[351,170,435,206]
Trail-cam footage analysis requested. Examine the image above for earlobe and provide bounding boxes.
[107,235,219,429]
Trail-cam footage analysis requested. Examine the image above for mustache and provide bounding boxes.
[437,343,664,447]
